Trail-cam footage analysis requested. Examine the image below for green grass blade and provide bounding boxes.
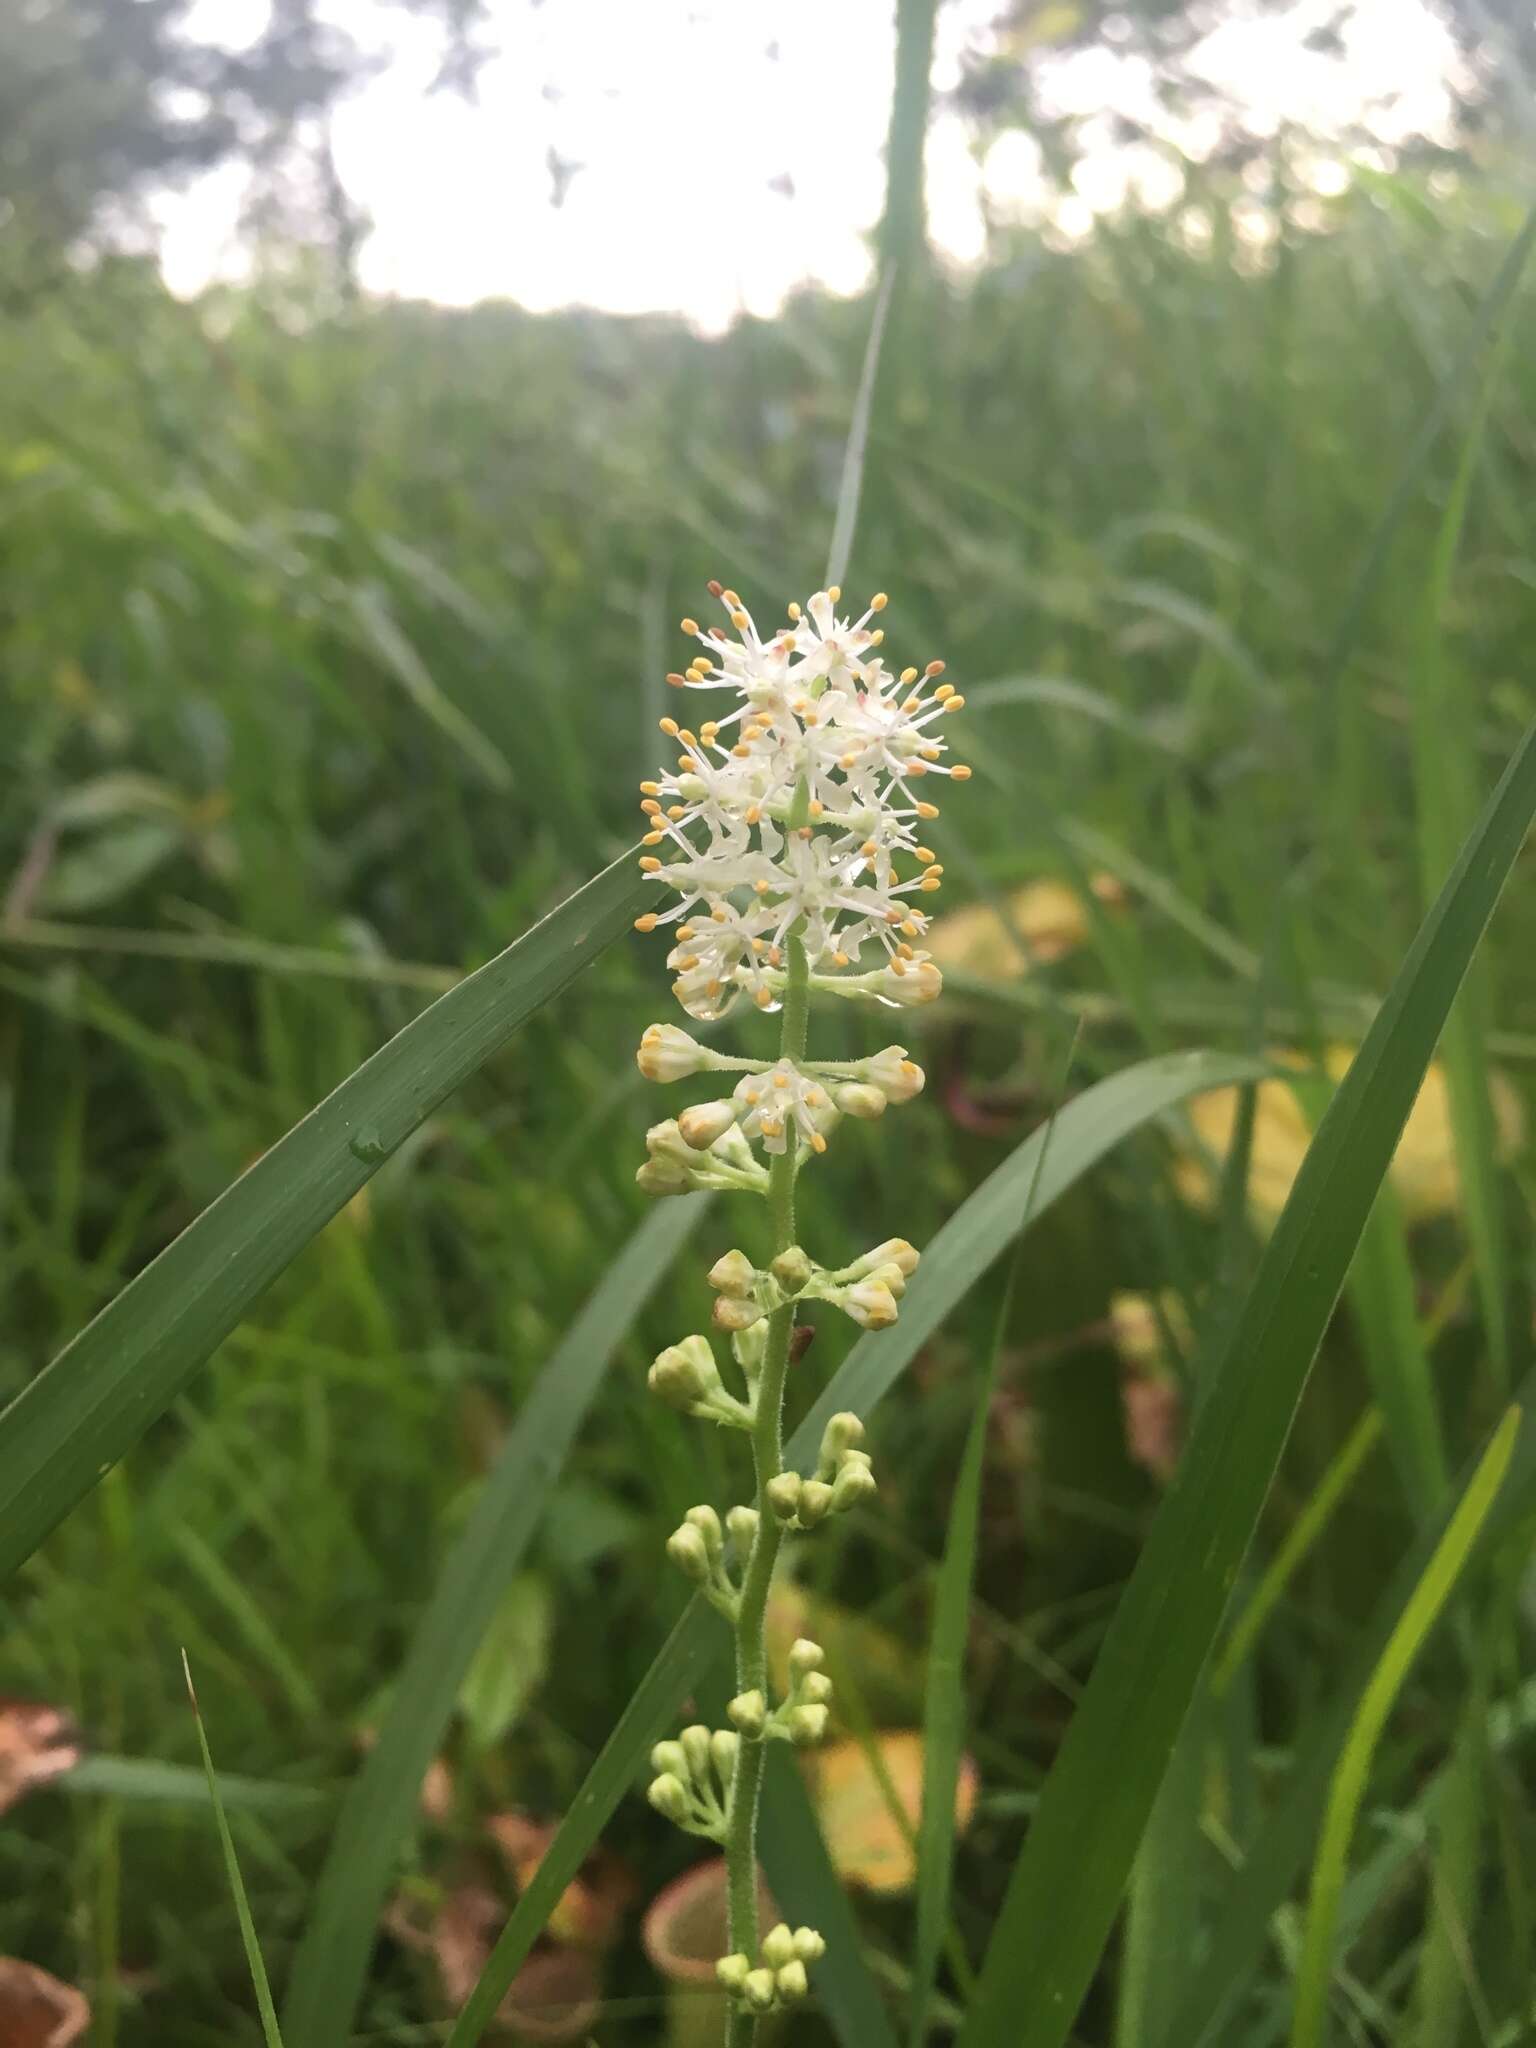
[1287,1405,1519,2048]
[64,1756,329,1813]
[183,1653,286,2048]
[435,1050,1262,2048]
[1209,1407,1385,1699]
[0,846,647,1580]
[1158,1384,1536,2048]
[758,1749,901,2048]
[908,1257,1020,2046]
[957,719,1536,2048]
[280,1195,709,2048]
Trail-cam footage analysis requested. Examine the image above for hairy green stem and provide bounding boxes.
[722,920,810,2044]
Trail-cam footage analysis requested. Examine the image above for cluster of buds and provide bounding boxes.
[636,1028,927,1188]
[766,1415,876,1532]
[717,1923,828,2011]
[647,1724,739,1843]
[663,1503,759,1619]
[707,1239,920,1337]
[724,1639,834,1749]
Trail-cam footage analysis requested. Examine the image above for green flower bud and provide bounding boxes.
[647,1773,690,1823]
[731,1318,769,1379]
[707,1248,758,1297]
[776,1959,810,2002]
[787,1703,829,1747]
[743,1968,778,2012]
[710,1728,740,1781]
[797,1479,833,1527]
[788,1638,824,1679]
[770,1245,814,1294]
[650,1739,687,1778]
[792,1926,827,1963]
[833,1082,887,1120]
[665,1523,711,1581]
[728,1689,767,1737]
[765,1473,802,1523]
[636,1157,691,1196]
[799,1670,833,1706]
[844,1279,899,1329]
[725,1505,759,1554]
[716,1953,751,1992]
[679,1724,713,1779]
[636,1022,711,1084]
[712,1293,764,1332]
[678,1100,739,1151]
[648,1334,721,1410]
[818,1412,865,1468]
[830,1459,878,1515]
[761,1924,796,1969]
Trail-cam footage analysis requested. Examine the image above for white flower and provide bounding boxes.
[732,1063,839,1157]
[637,1022,714,1083]
[633,583,969,1021]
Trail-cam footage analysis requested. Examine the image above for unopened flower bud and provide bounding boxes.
[792,1927,826,1963]
[636,1157,691,1196]
[728,1689,767,1736]
[726,1505,759,1554]
[761,1925,796,1969]
[648,1334,721,1410]
[706,1124,759,1173]
[776,1960,809,2002]
[637,1023,711,1083]
[666,1523,711,1581]
[831,1459,878,1515]
[648,1773,690,1823]
[713,1294,764,1333]
[679,1100,738,1151]
[679,1725,713,1778]
[646,1118,698,1165]
[799,1671,833,1705]
[834,1082,887,1120]
[685,1504,723,1554]
[845,1281,899,1329]
[744,1968,778,2012]
[787,1703,829,1747]
[716,1953,751,1992]
[870,1237,921,1276]
[864,1046,926,1102]
[651,1739,687,1778]
[707,1249,757,1297]
[876,958,943,1006]
[797,1479,833,1527]
[766,1473,802,1523]
[787,1638,824,1680]
[869,1260,908,1298]
[770,1245,814,1294]
[819,1412,865,1467]
[711,1729,740,1779]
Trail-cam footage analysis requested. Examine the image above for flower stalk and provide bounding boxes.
[631,582,965,2040]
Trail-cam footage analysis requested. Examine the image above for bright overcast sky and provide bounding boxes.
[157,0,1462,331]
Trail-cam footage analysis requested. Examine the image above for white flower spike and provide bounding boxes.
[630,579,967,2038]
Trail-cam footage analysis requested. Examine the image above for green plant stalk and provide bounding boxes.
[724,922,810,2045]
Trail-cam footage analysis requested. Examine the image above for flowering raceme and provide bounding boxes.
[629,582,967,2039]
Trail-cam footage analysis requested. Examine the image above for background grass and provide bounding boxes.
[3,146,1536,2045]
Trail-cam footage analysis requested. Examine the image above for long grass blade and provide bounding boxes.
[183,1653,286,2048]
[957,718,1536,2048]
[281,1195,709,2048]
[1287,1406,1519,2048]
[435,1050,1263,2048]
[0,846,647,1580]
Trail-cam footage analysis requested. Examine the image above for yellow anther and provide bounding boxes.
[811,1132,828,1154]
[788,601,802,620]
[745,803,761,824]
[755,988,773,1008]
[934,682,954,700]
[950,764,973,781]
[678,728,697,746]
[707,978,722,997]
[908,761,928,776]
[900,667,918,685]
[870,629,884,645]
[898,941,915,957]
[767,946,782,966]
[797,826,812,839]
[808,799,823,816]
[731,610,750,629]
[634,914,658,932]
[925,659,945,677]
[732,744,752,758]
[806,1085,824,1105]
[639,780,660,794]
[871,592,888,611]
[944,695,966,712]
[753,879,771,894]
[680,617,700,635]
[639,856,662,871]
[643,831,663,845]
[900,921,918,938]
[660,717,679,736]
[743,1087,760,1104]
[840,751,859,770]
[828,584,841,602]
[677,923,696,939]
[920,875,942,892]
[723,589,741,606]
[916,800,939,819]
[667,672,687,687]
[668,805,686,819]
[915,846,935,862]
[902,697,921,713]
[712,907,728,922]
[861,840,878,858]
[772,1072,789,1089]
[833,950,850,967]
[891,954,907,975]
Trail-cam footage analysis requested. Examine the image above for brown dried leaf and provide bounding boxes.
[0,1704,81,1817]
[0,1958,90,2047]
[487,1812,633,1950]
[809,1730,978,1895]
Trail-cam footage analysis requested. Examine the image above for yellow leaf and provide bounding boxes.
[809,1731,978,1895]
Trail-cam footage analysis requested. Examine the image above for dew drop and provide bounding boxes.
[349,1126,390,1164]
